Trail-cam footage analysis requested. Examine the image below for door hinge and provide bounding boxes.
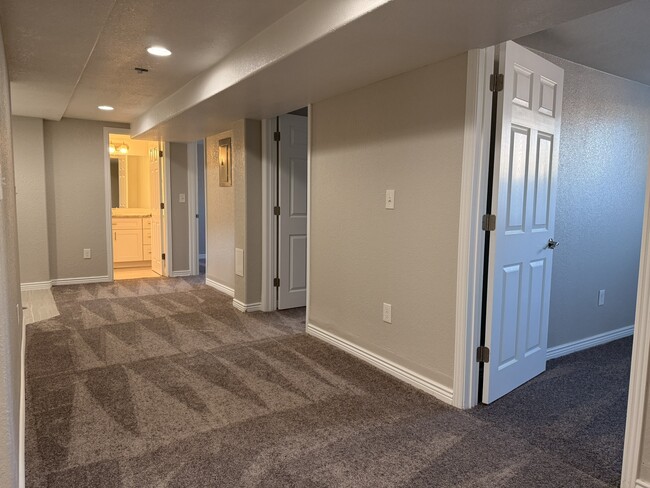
[159,150,164,158]
[490,73,504,92]
[273,277,280,287]
[162,253,166,260]
[196,214,199,218]
[274,206,281,216]
[482,214,496,231]
[274,131,281,142]
[160,202,165,210]
[476,346,490,363]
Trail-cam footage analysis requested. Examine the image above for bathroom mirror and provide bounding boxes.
[110,155,151,209]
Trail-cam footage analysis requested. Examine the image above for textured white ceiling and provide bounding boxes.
[0,0,116,120]
[1,0,637,140]
[133,0,630,141]
[518,0,650,86]
[0,0,306,121]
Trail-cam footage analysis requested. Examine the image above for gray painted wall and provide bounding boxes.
[206,130,235,290]
[0,25,23,488]
[535,52,650,348]
[43,118,128,281]
[170,143,190,272]
[309,54,468,388]
[197,140,206,257]
[12,116,50,284]
[233,119,263,305]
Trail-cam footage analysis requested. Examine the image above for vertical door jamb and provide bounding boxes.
[453,47,495,409]
[261,118,279,312]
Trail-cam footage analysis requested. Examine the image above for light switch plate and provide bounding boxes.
[598,289,605,306]
[83,248,91,259]
[383,303,392,323]
[179,193,186,203]
[385,190,395,209]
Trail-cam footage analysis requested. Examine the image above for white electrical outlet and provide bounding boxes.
[383,303,392,323]
[83,248,91,259]
[179,193,186,203]
[235,248,244,277]
[598,289,605,306]
[385,190,395,209]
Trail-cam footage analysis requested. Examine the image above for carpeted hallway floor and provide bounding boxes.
[26,277,630,487]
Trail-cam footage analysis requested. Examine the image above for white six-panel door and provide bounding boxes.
[278,114,308,310]
[483,41,564,403]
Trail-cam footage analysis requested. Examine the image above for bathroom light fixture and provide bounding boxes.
[118,142,129,154]
[98,105,114,111]
[108,144,116,154]
[147,46,171,57]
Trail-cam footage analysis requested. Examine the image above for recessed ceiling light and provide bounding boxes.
[147,46,171,57]
[98,105,114,111]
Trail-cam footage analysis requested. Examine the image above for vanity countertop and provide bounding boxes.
[112,208,152,218]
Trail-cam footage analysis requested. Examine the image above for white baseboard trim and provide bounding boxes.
[20,280,52,291]
[171,270,191,277]
[19,316,25,488]
[205,278,235,297]
[52,275,111,286]
[232,299,262,313]
[547,324,634,360]
[306,323,454,405]
[635,479,650,488]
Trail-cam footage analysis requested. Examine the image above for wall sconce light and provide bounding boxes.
[118,143,129,154]
[108,144,116,154]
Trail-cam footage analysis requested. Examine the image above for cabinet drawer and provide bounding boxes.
[143,218,152,230]
[143,244,152,260]
[112,218,142,230]
[143,230,152,245]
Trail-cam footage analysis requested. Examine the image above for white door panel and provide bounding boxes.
[483,41,563,403]
[278,114,308,310]
[150,145,163,276]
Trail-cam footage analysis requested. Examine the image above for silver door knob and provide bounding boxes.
[547,238,559,250]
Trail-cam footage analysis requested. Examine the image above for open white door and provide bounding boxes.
[278,114,308,309]
[482,41,564,403]
[149,144,163,276]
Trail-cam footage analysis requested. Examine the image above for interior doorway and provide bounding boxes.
[188,140,206,277]
[262,108,309,312]
[104,128,169,281]
[197,140,206,275]
[458,40,649,485]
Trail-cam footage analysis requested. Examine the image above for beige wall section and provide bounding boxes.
[44,118,129,280]
[12,116,50,284]
[309,54,468,389]
[170,142,190,272]
[233,119,263,305]
[206,130,235,290]
[0,25,23,488]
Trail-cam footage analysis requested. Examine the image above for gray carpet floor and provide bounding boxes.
[25,277,629,487]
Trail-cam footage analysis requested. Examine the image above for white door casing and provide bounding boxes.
[483,41,564,403]
[150,145,163,276]
[278,114,308,309]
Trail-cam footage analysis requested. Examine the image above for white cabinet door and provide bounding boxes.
[483,41,564,403]
[114,229,143,262]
